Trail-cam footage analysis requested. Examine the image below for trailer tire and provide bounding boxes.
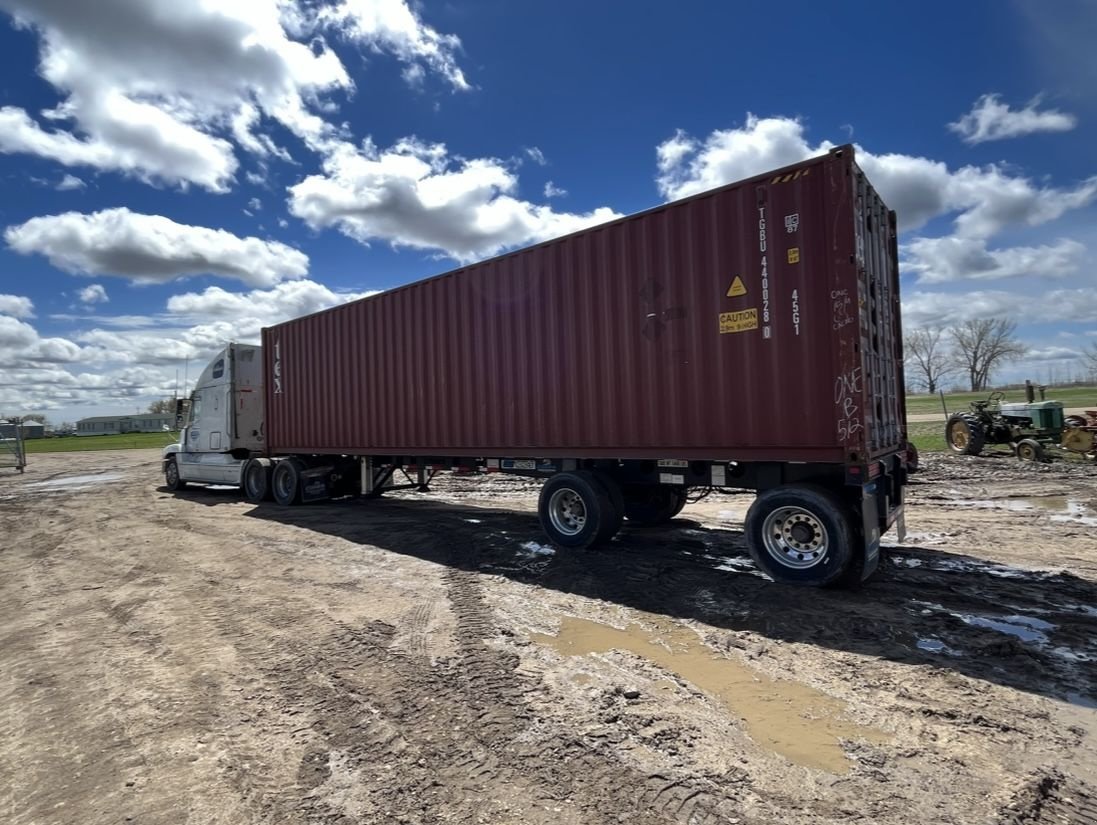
[744,484,854,587]
[271,458,304,506]
[539,471,617,549]
[623,484,687,526]
[164,457,187,492]
[242,458,273,503]
[946,413,985,455]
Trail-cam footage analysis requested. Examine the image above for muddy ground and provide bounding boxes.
[1,449,1095,825]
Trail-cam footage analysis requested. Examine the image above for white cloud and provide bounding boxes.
[655,113,1097,238]
[0,0,466,190]
[316,0,469,91]
[949,94,1077,144]
[78,283,109,304]
[525,146,546,166]
[0,294,35,318]
[903,288,1097,326]
[288,136,621,261]
[5,207,309,287]
[56,173,85,190]
[543,180,567,198]
[903,237,1086,284]
[248,196,263,211]
[166,279,378,326]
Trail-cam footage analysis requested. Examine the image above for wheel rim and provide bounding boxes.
[548,488,587,536]
[950,423,969,450]
[761,506,829,569]
[166,461,178,485]
[1018,443,1035,460]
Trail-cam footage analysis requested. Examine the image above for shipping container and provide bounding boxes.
[263,145,904,465]
[166,145,909,587]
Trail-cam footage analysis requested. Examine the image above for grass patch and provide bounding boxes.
[906,386,1097,416]
[25,432,180,453]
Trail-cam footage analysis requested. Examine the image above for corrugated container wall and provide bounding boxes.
[264,146,905,464]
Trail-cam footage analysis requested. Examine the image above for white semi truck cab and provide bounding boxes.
[162,344,264,489]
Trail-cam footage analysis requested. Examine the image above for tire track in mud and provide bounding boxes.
[1000,772,1097,825]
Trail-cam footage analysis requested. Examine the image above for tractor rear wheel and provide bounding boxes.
[946,413,986,455]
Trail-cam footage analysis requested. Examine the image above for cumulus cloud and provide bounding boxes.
[56,173,85,190]
[543,181,567,198]
[949,94,1077,144]
[903,237,1086,284]
[5,207,309,287]
[655,113,1097,238]
[0,0,467,190]
[166,279,379,325]
[288,136,621,261]
[78,283,109,304]
[903,288,1097,326]
[0,294,35,318]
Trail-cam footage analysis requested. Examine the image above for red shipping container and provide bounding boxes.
[263,145,904,464]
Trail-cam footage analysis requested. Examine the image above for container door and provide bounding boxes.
[854,166,905,458]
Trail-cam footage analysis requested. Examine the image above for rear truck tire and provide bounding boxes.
[271,458,304,506]
[670,487,689,517]
[538,471,617,548]
[1016,438,1047,463]
[623,484,688,526]
[164,456,187,491]
[946,412,986,455]
[744,484,855,587]
[242,458,273,503]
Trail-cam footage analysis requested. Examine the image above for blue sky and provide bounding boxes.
[0,0,1095,423]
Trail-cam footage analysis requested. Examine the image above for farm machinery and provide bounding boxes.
[945,385,1097,462]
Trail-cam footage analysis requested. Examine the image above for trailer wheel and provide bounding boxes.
[271,458,304,506]
[1015,438,1046,463]
[623,484,687,526]
[164,457,187,492]
[539,471,616,548]
[242,458,273,503]
[946,413,985,455]
[744,485,854,587]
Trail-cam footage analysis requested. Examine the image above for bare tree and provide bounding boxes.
[21,413,47,424]
[949,318,1026,391]
[1084,342,1097,380]
[904,328,957,393]
[147,398,176,415]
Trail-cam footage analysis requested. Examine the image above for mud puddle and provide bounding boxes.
[531,615,887,773]
[26,472,126,490]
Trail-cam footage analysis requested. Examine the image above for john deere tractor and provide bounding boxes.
[945,390,1065,462]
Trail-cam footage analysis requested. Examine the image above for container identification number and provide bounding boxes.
[758,205,771,340]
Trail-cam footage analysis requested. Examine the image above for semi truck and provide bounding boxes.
[163,144,910,587]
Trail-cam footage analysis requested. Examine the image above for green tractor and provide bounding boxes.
[945,389,1065,462]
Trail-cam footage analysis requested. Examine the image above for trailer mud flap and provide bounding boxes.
[860,482,881,581]
[300,465,334,503]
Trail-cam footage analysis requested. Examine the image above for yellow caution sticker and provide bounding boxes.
[726,275,747,297]
[719,308,759,334]
[787,247,800,264]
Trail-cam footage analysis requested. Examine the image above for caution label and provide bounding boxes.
[787,247,800,264]
[719,308,759,334]
[726,276,747,297]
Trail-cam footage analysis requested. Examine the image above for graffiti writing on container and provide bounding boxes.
[835,366,863,442]
[831,289,854,331]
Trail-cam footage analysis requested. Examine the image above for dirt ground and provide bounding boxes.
[2,449,1096,825]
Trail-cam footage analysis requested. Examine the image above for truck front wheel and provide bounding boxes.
[539,471,617,548]
[744,485,854,587]
[271,459,304,506]
[164,457,187,492]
